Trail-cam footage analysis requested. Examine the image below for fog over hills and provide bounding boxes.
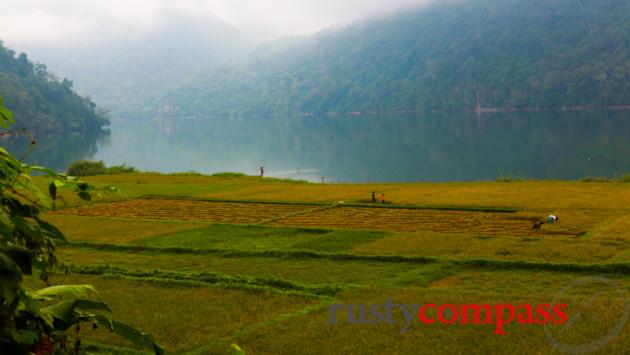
[18,14,252,119]
[4,0,630,119]
[1,0,436,118]
[161,0,630,116]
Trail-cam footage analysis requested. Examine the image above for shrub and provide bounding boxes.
[496,175,513,182]
[212,172,248,178]
[579,176,611,183]
[67,160,106,176]
[67,160,136,176]
[617,173,630,183]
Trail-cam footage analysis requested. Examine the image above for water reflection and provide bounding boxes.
[7,111,630,182]
[1,129,109,173]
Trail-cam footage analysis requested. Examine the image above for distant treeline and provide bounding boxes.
[160,0,630,116]
[0,41,109,132]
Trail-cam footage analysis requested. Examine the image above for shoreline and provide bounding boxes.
[152,105,630,120]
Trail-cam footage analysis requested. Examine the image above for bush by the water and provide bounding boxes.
[617,173,630,183]
[211,172,248,178]
[68,160,137,176]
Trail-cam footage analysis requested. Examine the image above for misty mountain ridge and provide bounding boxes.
[8,0,630,119]
[21,13,253,119]
[160,0,630,117]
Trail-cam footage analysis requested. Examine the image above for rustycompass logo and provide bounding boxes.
[328,300,568,335]
[327,276,630,351]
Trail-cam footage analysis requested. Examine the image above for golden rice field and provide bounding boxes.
[29,274,319,354]
[273,206,576,236]
[31,173,630,354]
[51,197,582,237]
[41,173,630,210]
[43,214,208,244]
[350,231,627,263]
[51,198,311,224]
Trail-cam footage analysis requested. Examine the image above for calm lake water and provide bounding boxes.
[9,111,630,182]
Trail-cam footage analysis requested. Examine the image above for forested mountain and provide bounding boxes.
[27,14,251,119]
[0,41,109,131]
[162,0,630,116]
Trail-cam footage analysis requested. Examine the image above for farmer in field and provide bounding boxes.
[533,215,559,229]
[260,166,264,177]
[381,193,385,204]
[372,191,376,204]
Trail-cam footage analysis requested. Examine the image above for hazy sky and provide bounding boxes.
[0,0,433,47]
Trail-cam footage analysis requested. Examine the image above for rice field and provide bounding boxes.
[58,246,432,287]
[42,214,209,244]
[50,197,582,237]
[51,198,312,224]
[222,281,630,355]
[351,231,629,263]
[33,173,630,354]
[32,274,319,354]
[273,206,575,236]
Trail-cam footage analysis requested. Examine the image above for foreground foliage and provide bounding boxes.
[0,97,163,354]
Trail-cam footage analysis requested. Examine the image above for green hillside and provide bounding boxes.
[0,41,109,131]
[162,0,630,116]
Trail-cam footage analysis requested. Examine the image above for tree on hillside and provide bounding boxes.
[160,0,630,116]
[0,41,110,132]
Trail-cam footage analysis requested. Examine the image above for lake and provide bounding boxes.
[9,111,630,182]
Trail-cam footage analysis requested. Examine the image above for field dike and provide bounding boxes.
[65,265,343,297]
[68,241,630,275]
[67,241,439,263]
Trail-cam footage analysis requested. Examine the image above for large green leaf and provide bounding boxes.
[0,245,32,274]
[30,284,96,301]
[10,329,38,346]
[4,196,39,219]
[10,216,44,245]
[45,299,112,327]
[35,217,66,242]
[0,252,21,303]
[95,316,165,355]
[18,290,55,328]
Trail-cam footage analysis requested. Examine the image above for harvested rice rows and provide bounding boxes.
[52,198,310,224]
[273,207,556,236]
[53,198,572,236]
